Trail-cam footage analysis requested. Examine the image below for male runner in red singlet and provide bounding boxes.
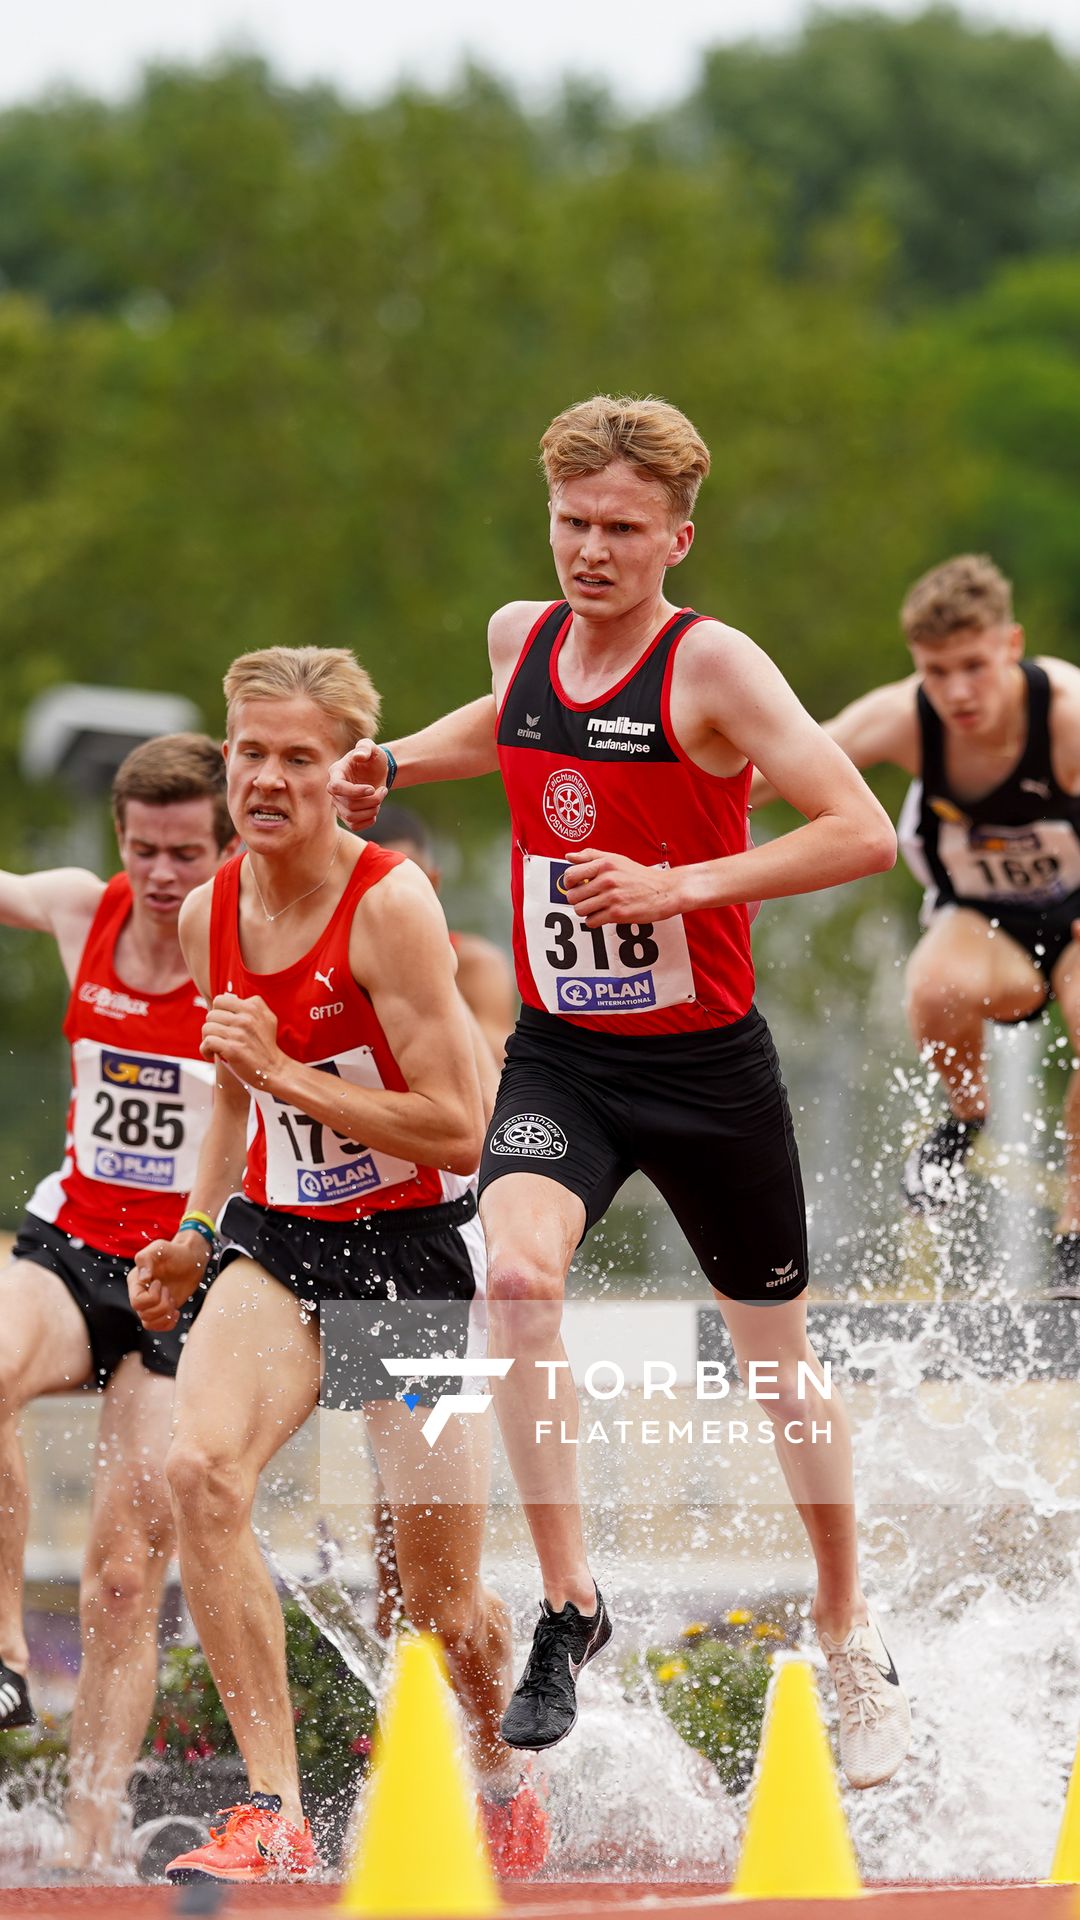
[752,553,1080,1295]
[0,734,235,1867]
[328,394,912,1790]
[128,647,547,1885]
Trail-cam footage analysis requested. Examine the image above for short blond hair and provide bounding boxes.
[113,733,233,849]
[541,395,711,524]
[901,554,1014,646]
[223,646,381,753]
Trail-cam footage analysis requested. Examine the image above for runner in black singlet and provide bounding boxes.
[752,553,1080,1296]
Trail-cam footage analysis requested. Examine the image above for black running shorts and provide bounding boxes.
[958,898,1074,1003]
[218,1190,485,1405]
[478,1005,808,1305]
[12,1214,203,1387]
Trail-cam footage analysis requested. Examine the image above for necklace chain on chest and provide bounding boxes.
[247,833,342,925]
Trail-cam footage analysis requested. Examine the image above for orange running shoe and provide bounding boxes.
[479,1775,550,1880]
[165,1796,319,1883]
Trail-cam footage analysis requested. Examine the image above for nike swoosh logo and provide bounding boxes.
[874,1653,900,1686]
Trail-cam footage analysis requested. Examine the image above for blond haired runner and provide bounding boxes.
[128,647,547,1886]
[0,734,235,1869]
[754,553,1080,1294]
[328,395,913,1790]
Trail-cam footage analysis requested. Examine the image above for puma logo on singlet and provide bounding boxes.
[314,967,335,994]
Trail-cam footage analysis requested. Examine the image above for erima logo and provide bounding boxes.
[527,713,540,727]
[517,708,543,742]
[380,1358,515,1446]
[587,715,656,737]
[1020,779,1051,800]
[765,1258,799,1288]
[0,1680,23,1717]
[314,966,335,994]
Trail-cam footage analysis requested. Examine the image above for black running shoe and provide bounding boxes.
[901,1114,984,1215]
[500,1591,612,1751]
[0,1660,34,1731]
[1049,1232,1080,1300]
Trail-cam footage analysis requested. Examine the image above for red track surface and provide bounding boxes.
[0,1884,1074,1918]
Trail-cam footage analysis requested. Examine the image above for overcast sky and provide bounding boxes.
[3,0,1078,110]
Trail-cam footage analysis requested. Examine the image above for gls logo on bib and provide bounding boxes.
[489,1113,568,1159]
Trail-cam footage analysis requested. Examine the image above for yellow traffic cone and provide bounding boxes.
[340,1633,500,1916]
[1050,1725,1080,1884]
[731,1655,862,1901]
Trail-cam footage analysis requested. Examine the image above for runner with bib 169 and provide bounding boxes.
[751,553,1080,1296]
[328,393,912,1790]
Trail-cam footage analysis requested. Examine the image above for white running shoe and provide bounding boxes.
[818,1612,912,1789]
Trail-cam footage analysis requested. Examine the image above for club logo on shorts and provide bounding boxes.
[542,768,596,842]
[489,1112,568,1159]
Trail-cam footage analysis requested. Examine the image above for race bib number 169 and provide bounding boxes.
[522,853,695,1016]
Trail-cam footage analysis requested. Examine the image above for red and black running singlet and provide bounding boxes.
[496,601,756,1036]
[26,874,215,1259]
[209,844,473,1220]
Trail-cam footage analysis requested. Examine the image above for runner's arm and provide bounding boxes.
[749,678,919,806]
[326,599,543,827]
[0,866,105,981]
[567,632,897,925]
[200,866,486,1173]
[326,697,498,828]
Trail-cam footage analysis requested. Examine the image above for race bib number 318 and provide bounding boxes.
[522,853,695,1016]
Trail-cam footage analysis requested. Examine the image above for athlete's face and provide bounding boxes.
[226,695,343,854]
[117,797,228,922]
[549,460,693,622]
[911,623,1025,738]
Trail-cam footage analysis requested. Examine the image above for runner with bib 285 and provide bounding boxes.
[751,552,1080,1297]
[328,393,913,1791]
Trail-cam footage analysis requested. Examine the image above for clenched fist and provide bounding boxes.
[327,740,390,830]
[128,1234,209,1331]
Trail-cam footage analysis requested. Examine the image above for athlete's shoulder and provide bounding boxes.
[353,849,447,933]
[178,874,217,946]
[1038,654,1080,703]
[488,599,558,665]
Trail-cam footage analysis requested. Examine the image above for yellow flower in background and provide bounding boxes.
[656,1659,687,1684]
[726,1608,753,1627]
[681,1622,707,1639]
[753,1623,785,1641]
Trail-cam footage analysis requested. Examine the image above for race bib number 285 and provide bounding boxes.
[522,854,694,1016]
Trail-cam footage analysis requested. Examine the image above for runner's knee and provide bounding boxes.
[486,1249,566,1324]
[165,1440,253,1533]
[79,1547,152,1638]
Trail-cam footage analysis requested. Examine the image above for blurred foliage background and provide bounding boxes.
[1,5,1077,1263]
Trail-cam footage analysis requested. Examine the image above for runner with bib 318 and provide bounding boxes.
[328,393,913,1790]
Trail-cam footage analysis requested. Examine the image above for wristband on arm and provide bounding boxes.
[382,746,398,792]
[178,1212,217,1257]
